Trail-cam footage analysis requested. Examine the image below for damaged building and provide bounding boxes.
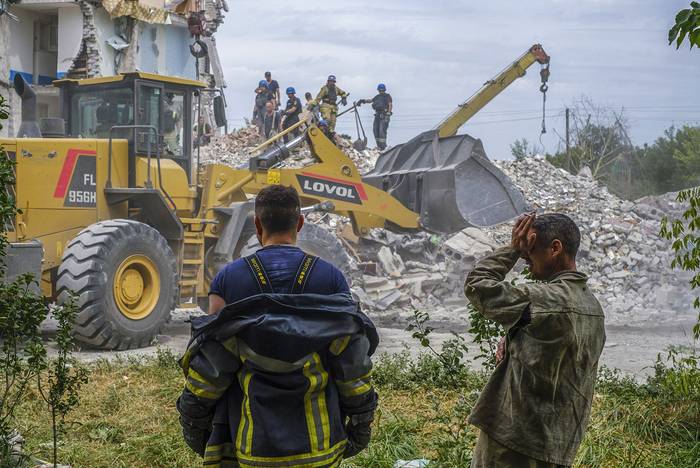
[0,0,227,137]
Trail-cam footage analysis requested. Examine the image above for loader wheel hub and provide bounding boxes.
[113,255,160,320]
[121,270,144,303]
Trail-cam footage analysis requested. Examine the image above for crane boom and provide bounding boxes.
[435,44,550,138]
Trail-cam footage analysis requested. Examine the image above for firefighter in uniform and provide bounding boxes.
[177,185,378,468]
[358,83,392,150]
[313,75,348,134]
[280,87,302,143]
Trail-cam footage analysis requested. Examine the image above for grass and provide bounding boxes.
[14,348,700,468]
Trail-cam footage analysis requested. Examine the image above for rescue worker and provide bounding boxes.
[464,213,605,468]
[163,92,183,155]
[318,118,334,141]
[252,80,270,135]
[177,185,378,467]
[357,83,392,150]
[313,75,348,134]
[261,101,281,139]
[280,87,302,143]
[304,91,320,121]
[95,101,117,138]
[264,71,280,108]
[193,115,213,148]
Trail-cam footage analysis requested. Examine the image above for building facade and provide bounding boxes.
[0,0,226,137]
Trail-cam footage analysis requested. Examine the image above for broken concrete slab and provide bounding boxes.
[377,246,405,277]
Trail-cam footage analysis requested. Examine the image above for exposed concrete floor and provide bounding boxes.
[42,312,696,379]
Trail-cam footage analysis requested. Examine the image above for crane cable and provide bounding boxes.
[539,62,550,135]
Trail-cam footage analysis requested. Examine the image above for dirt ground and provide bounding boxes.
[42,309,696,379]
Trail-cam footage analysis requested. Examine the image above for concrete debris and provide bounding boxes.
[634,191,685,221]
[338,156,693,327]
[201,127,693,327]
[198,125,262,167]
[199,124,382,174]
[485,156,693,325]
[444,228,496,261]
[577,166,593,179]
[394,460,430,468]
[377,246,405,277]
[5,430,72,467]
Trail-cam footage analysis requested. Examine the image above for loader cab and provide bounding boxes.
[55,72,206,183]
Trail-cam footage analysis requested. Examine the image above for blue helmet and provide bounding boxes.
[318,119,329,128]
[327,75,337,82]
[258,80,268,88]
[286,87,296,94]
[377,83,386,91]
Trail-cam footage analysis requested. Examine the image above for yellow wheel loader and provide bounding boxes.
[0,45,547,350]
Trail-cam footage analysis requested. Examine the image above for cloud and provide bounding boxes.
[215,0,700,158]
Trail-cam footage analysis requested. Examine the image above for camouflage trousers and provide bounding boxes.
[320,104,338,132]
[471,431,569,468]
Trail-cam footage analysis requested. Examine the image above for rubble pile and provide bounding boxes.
[330,156,693,326]
[198,125,263,167]
[493,156,692,323]
[199,125,381,173]
[200,126,693,326]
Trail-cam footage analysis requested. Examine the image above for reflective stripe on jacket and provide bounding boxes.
[178,255,378,468]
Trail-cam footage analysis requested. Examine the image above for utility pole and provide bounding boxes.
[565,107,570,172]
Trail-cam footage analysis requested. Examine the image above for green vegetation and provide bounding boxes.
[540,106,700,200]
[1,92,86,466]
[669,2,700,49]
[536,3,700,200]
[661,188,700,338]
[12,347,699,468]
[510,138,537,161]
[656,0,700,349]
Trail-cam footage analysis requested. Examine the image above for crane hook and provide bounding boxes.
[539,63,550,135]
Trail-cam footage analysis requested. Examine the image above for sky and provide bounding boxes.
[215,0,699,160]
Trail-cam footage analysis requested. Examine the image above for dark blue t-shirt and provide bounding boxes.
[209,245,350,304]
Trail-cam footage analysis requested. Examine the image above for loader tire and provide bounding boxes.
[238,223,355,285]
[56,220,178,350]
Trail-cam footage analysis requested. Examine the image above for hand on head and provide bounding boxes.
[511,212,537,256]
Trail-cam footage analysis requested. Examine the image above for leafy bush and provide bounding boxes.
[660,188,700,339]
[669,2,700,49]
[646,346,700,401]
[0,93,87,466]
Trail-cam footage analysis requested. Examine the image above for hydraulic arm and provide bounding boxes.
[435,44,550,138]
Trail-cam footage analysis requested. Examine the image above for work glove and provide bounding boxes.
[177,396,212,457]
[340,96,348,107]
[343,411,374,458]
[179,415,210,457]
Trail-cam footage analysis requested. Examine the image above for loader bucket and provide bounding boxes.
[362,130,530,234]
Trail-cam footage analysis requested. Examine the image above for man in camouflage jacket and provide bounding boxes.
[464,213,606,468]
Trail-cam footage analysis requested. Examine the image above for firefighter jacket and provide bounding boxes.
[370,93,392,116]
[177,254,379,468]
[314,85,348,107]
